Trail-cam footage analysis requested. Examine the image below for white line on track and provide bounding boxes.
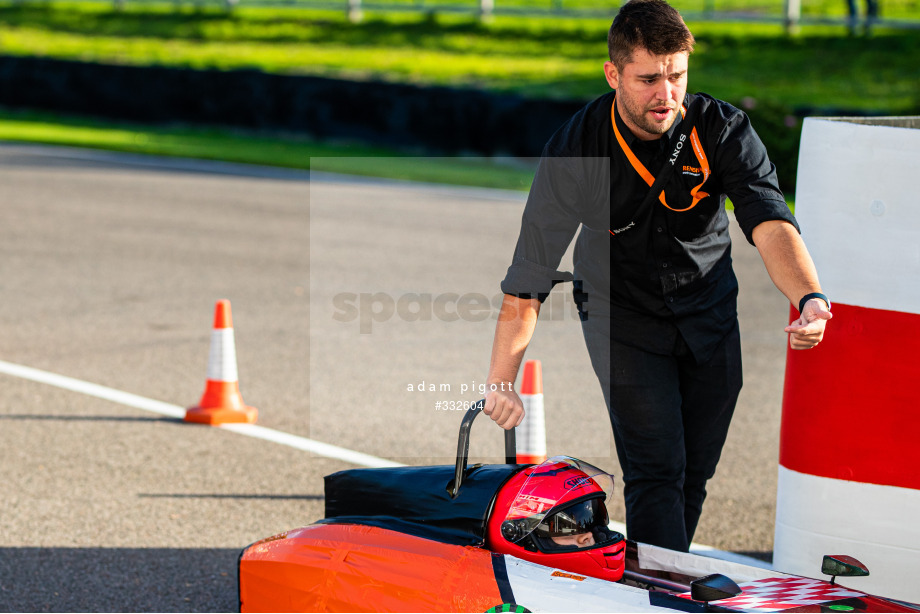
[0,358,772,568]
[0,140,775,567]
[0,359,403,469]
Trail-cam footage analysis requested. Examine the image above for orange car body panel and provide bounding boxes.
[239,523,504,613]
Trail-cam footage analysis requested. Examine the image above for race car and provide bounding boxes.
[238,403,920,613]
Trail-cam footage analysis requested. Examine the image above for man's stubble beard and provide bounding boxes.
[617,90,677,138]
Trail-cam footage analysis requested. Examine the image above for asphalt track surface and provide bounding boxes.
[0,143,792,612]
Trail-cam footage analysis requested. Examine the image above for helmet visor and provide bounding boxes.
[502,456,614,544]
[536,497,609,537]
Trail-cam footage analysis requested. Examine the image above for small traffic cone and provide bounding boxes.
[185,299,258,425]
[517,359,547,464]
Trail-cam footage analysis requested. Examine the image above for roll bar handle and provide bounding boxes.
[450,399,517,498]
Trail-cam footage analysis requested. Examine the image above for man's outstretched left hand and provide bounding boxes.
[785,298,832,350]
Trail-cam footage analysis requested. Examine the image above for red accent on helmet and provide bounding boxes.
[486,456,625,582]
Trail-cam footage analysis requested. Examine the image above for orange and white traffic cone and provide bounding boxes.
[185,299,258,425]
[517,359,547,464]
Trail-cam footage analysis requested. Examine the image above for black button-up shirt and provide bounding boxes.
[500,91,798,362]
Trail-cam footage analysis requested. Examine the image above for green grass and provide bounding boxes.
[0,108,538,189]
[0,0,916,192]
[0,109,783,208]
[1,2,918,112]
[688,24,920,112]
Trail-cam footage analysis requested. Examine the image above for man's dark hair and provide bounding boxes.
[608,0,695,69]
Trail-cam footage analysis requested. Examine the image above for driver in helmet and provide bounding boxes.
[542,500,600,549]
[486,456,626,582]
[551,532,595,548]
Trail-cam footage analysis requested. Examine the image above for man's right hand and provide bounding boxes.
[484,295,540,431]
[483,386,525,430]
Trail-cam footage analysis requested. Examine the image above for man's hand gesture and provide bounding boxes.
[785,298,832,350]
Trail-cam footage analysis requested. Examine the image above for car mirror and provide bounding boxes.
[690,573,742,603]
[822,555,869,585]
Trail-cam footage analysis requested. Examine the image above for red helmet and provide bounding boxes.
[486,456,625,581]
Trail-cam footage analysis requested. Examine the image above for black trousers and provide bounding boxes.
[581,316,742,552]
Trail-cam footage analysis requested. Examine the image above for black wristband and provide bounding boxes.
[798,292,830,314]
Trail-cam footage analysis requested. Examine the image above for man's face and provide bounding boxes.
[603,47,689,141]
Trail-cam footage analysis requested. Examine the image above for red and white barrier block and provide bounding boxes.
[517,360,547,465]
[775,117,920,602]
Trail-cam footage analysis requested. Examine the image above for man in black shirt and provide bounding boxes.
[483,0,832,552]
